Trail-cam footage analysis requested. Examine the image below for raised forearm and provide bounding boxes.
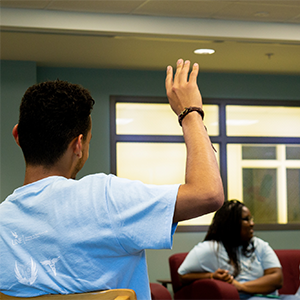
[178,112,224,220]
[165,59,224,223]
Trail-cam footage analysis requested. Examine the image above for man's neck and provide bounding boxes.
[23,164,71,186]
[23,143,82,185]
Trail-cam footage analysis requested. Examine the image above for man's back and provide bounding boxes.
[0,174,178,299]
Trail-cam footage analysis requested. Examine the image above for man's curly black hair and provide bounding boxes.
[17,80,95,166]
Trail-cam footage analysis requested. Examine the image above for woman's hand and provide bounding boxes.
[231,279,244,291]
[212,268,234,283]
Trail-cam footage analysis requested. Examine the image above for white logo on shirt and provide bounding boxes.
[11,231,18,238]
[11,231,23,245]
[41,257,60,276]
[14,258,38,285]
[11,230,48,246]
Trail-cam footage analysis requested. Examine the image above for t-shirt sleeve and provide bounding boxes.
[105,175,179,253]
[255,238,281,270]
[178,242,219,275]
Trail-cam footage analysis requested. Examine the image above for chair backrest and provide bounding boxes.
[274,249,300,295]
[0,289,137,300]
[150,283,172,300]
[169,252,188,293]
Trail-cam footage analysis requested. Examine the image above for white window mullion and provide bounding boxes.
[227,144,243,201]
[277,145,287,224]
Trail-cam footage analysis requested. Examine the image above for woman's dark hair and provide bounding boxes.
[17,80,95,166]
[204,199,255,277]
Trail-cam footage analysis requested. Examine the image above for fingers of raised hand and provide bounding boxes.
[165,65,174,95]
[189,63,199,83]
[175,59,184,77]
[174,59,190,85]
[181,60,191,82]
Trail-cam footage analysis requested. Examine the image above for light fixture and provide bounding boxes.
[194,49,215,55]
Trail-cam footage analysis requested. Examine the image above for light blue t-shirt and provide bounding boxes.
[0,174,179,299]
[178,237,281,294]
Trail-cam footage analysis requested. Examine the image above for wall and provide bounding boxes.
[1,60,300,292]
[0,60,37,200]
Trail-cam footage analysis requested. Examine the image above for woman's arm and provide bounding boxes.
[232,267,283,294]
[179,269,233,285]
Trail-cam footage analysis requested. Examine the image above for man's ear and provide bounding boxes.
[73,134,83,159]
[12,124,21,147]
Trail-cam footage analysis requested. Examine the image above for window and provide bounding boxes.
[110,96,300,231]
[228,144,300,224]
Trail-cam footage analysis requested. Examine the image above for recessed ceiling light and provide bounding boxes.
[194,49,215,55]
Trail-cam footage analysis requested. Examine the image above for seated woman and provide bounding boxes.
[178,200,299,300]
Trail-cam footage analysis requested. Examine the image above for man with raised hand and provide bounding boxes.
[0,59,223,299]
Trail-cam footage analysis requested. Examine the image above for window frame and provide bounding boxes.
[110,95,300,232]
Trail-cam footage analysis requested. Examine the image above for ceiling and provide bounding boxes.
[1,0,300,74]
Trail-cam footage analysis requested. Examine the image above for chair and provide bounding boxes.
[0,289,136,300]
[275,249,300,295]
[150,283,172,300]
[169,252,239,300]
[169,250,300,300]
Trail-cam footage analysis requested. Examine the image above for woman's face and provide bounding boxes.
[240,206,254,242]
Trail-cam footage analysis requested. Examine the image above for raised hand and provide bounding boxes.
[165,59,202,116]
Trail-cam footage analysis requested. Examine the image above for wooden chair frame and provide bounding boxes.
[0,289,137,300]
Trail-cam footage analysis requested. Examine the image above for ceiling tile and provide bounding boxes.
[290,14,300,23]
[133,0,232,18]
[46,0,145,14]
[237,0,300,7]
[177,0,240,1]
[212,2,300,23]
[0,0,51,10]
